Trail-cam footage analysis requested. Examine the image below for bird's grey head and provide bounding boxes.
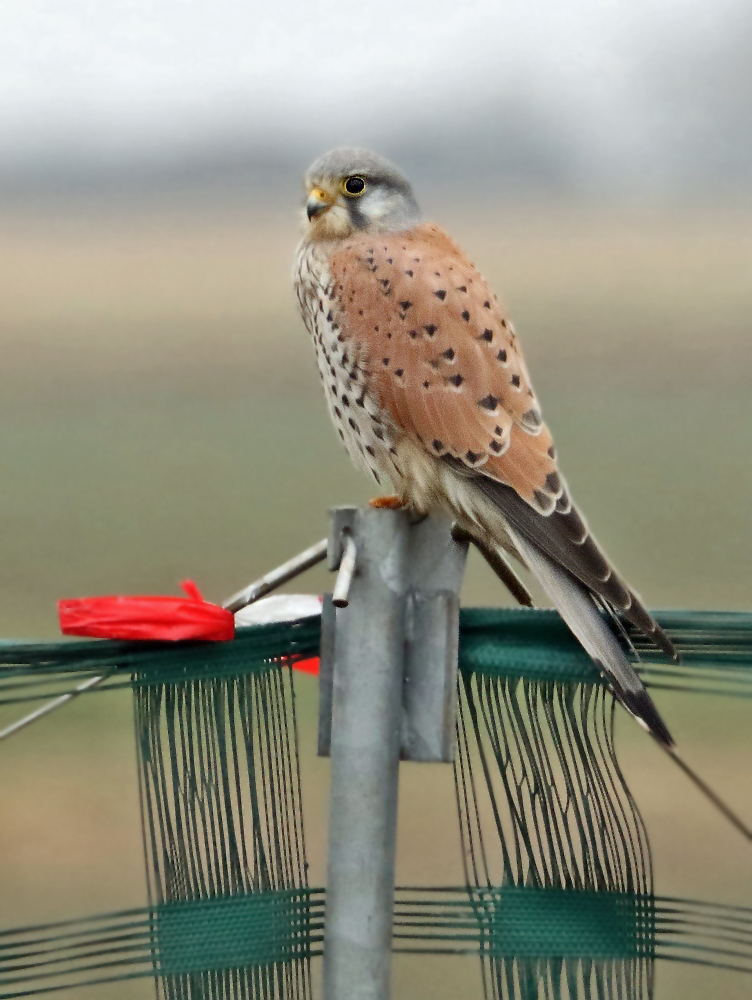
[302,148,422,240]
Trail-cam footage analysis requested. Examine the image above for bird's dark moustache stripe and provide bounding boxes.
[347,203,370,230]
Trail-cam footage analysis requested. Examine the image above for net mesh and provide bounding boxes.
[0,608,749,999]
[455,672,653,999]
[1,609,750,708]
[134,654,313,999]
[0,891,749,997]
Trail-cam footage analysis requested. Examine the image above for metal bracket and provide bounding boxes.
[401,513,467,762]
[319,506,468,763]
[317,595,337,758]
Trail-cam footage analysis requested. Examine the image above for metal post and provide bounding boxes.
[401,513,468,762]
[323,507,409,1000]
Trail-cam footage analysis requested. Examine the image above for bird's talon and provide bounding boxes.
[369,495,405,510]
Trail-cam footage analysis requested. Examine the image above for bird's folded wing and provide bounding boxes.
[330,222,676,659]
[329,223,559,503]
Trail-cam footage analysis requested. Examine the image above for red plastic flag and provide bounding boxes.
[58,580,234,642]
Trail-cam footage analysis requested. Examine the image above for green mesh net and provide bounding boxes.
[1,608,750,708]
[0,890,749,997]
[0,608,750,999]
[457,677,657,998]
[133,642,315,1000]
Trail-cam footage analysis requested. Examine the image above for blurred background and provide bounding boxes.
[0,1,750,997]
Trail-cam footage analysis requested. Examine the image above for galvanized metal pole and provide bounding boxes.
[401,513,468,762]
[323,507,409,1000]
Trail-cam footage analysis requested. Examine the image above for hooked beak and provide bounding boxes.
[306,186,334,221]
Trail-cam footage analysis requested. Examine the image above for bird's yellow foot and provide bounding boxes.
[369,495,405,510]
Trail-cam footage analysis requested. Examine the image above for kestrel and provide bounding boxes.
[294,148,676,747]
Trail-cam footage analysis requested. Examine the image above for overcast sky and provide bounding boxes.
[1,0,748,190]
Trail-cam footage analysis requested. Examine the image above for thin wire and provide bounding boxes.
[0,673,107,741]
[659,742,752,842]
[222,538,328,613]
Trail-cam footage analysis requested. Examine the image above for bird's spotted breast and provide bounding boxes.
[294,241,399,486]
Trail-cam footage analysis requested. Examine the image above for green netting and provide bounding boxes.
[454,666,655,999]
[156,891,323,976]
[0,889,749,998]
[0,619,320,706]
[1,608,750,708]
[458,609,752,695]
[396,886,656,959]
[133,655,313,999]
[459,610,604,685]
[0,891,325,999]
[0,607,750,999]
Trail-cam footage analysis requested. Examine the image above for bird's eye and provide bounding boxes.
[343,176,366,196]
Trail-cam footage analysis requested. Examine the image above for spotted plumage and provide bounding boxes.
[294,147,677,747]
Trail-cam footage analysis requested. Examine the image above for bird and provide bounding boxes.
[294,147,676,747]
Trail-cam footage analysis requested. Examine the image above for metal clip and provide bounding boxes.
[332,534,357,608]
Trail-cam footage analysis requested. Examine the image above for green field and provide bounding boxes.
[0,197,750,998]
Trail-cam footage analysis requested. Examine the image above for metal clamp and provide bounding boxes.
[332,534,357,608]
[319,507,468,764]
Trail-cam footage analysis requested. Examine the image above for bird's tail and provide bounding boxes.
[507,526,674,747]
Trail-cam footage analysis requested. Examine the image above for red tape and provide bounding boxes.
[58,580,235,642]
